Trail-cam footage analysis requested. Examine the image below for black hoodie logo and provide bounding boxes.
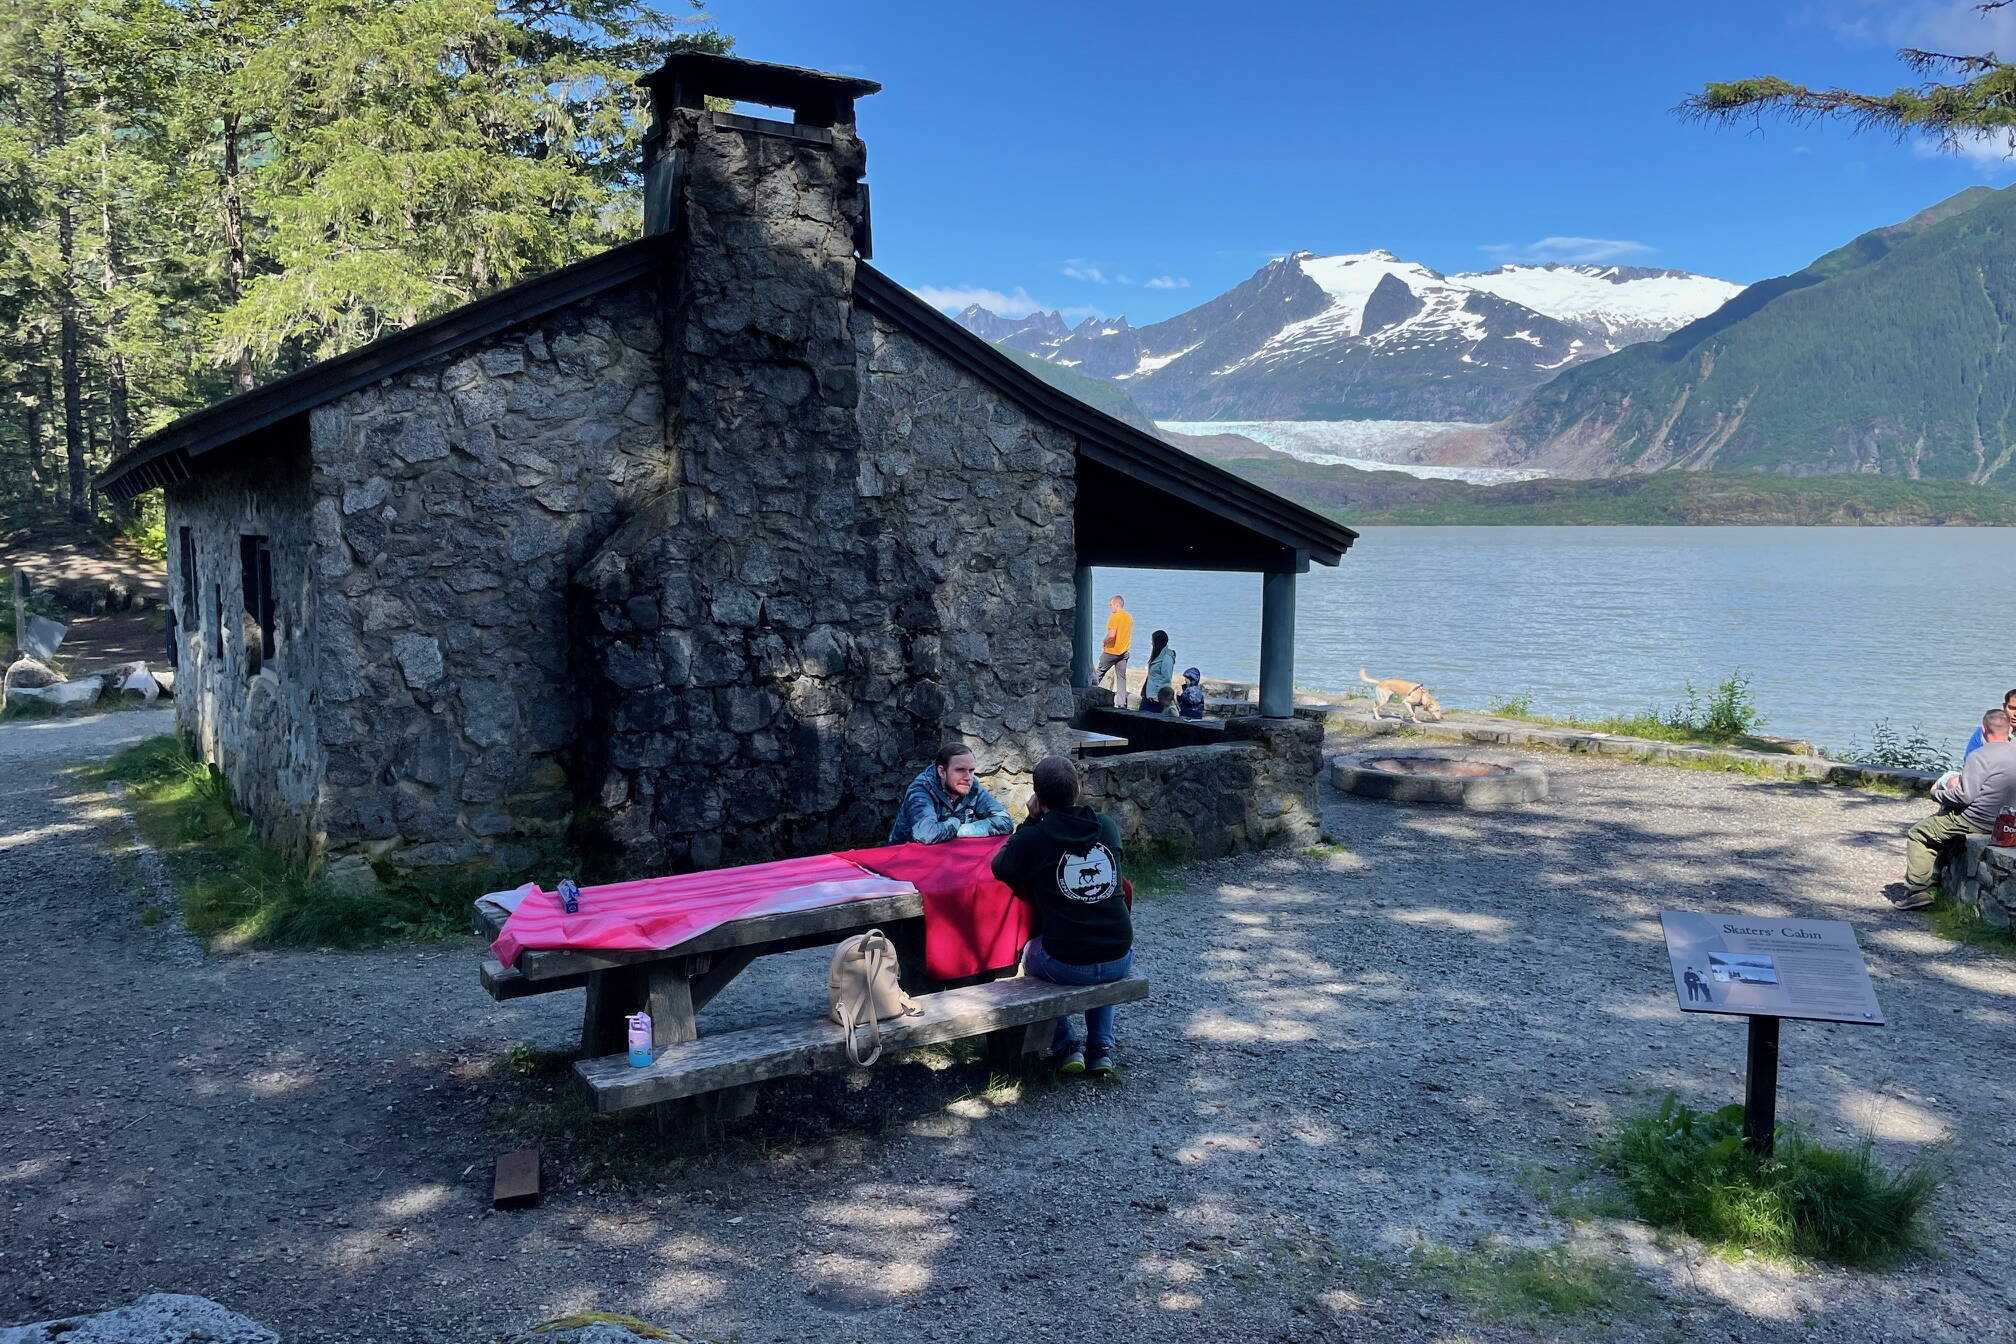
[1057,844,1118,903]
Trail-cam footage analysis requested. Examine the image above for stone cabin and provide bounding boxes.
[99,54,1356,894]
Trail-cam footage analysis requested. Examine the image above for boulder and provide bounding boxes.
[4,656,60,690]
[0,1294,277,1344]
[7,677,103,709]
[112,661,161,702]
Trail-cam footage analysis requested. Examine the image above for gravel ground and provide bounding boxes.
[3,716,2013,1343]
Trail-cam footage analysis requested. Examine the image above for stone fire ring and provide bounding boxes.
[1330,748,1548,809]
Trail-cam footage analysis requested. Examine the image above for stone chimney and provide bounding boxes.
[635,52,882,462]
[574,55,907,872]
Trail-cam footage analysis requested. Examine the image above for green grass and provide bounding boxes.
[1123,840,1198,900]
[1406,1237,1652,1322]
[1923,889,2016,959]
[1481,672,1777,752]
[86,735,470,948]
[1607,1094,1939,1267]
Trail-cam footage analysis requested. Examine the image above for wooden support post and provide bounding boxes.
[985,1018,1054,1071]
[645,961,699,1047]
[1259,567,1297,719]
[883,919,931,996]
[579,966,643,1059]
[1743,1014,1780,1158]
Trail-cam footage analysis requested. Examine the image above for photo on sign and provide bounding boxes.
[1707,952,1779,986]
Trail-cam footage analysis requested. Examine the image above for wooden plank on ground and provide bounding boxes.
[492,1149,541,1210]
[575,974,1150,1112]
[510,892,923,981]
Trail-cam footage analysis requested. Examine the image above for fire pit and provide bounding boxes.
[1330,749,1548,808]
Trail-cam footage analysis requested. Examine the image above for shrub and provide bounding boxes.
[1488,690,1536,719]
[1607,1094,1938,1267]
[1834,721,1953,773]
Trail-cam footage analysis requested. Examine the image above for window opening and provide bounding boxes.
[178,527,199,629]
[239,535,275,676]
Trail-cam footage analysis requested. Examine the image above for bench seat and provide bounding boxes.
[574,973,1150,1112]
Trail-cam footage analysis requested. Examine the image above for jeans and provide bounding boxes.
[1024,936,1132,1053]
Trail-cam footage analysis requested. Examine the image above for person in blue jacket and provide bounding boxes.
[1964,688,2016,759]
[888,744,1015,844]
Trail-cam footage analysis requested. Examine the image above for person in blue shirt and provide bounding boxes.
[888,744,1015,844]
[1964,688,2016,759]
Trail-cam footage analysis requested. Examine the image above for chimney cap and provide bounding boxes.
[641,52,881,128]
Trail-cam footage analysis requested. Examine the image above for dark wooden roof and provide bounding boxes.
[97,238,668,501]
[98,242,1358,567]
[851,266,1356,566]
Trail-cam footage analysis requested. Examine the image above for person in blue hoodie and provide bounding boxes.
[887,744,1016,844]
[1963,688,2016,759]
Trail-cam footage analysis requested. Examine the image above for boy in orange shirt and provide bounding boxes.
[1095,594,1132,696]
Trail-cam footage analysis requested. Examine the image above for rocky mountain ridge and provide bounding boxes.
[957,252,1738,422]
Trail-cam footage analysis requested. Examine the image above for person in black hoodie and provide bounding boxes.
[991,755,1133,1077]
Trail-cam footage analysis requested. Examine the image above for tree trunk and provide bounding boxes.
[97,97,134,527]
[52,51,89,524]
[222,110,255,392]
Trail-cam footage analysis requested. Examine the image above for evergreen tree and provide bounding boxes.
[1685,1,2016,156]
[0,0,725,533]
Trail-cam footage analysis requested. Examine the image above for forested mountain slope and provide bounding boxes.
[1493,187,2016,485]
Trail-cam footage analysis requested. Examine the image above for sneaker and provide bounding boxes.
[1884,884,1934,911]
[1055,1047,1085,1076]
[1086,1049,1118,1079]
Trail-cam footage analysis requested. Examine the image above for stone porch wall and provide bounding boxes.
[1081,716,1325,857]
[163,443,322,853]
[305,288,670,884]
[1940,834,2016,929]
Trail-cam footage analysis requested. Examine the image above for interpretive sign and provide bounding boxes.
[1659,912,1883,1027]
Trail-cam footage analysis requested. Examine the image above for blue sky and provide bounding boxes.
[702,0,2016,324]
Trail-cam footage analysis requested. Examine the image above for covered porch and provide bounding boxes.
[1069,454,1355,720]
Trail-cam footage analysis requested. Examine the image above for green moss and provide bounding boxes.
[1607,1094,1939,1266]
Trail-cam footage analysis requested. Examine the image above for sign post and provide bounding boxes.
[1660,912,1883,1157]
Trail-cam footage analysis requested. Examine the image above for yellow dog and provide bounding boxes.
[1359,669,1445,723]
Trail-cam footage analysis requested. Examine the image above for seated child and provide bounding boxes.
[1176,667,1205,720]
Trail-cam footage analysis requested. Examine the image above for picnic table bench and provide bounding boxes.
[475,886,1147,1120]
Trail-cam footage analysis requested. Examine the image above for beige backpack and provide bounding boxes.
[827,929,920,1066]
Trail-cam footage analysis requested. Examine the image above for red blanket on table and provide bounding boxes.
[488,854,917,969]
[837,837,1031,981]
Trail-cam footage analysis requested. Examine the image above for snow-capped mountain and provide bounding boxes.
[956,251,1740,422]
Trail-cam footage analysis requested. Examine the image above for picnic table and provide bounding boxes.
[475,858,1147,1121]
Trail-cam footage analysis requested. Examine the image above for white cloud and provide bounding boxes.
[1479,236,1657,264]
[1062,263,1108,283]
[1913,127,2016,172]
[1815,0,2016,52]
[1144,275,1191,289]
[911,284,1048,316]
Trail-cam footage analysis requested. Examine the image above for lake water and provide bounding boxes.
[1094,526,2016,754]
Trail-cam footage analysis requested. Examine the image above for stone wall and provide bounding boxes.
[305,288,670,883]
[577,109,1077,873]
[164,441,322,853]
[1940,833,2016,929]
[1083,715,1325,857]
